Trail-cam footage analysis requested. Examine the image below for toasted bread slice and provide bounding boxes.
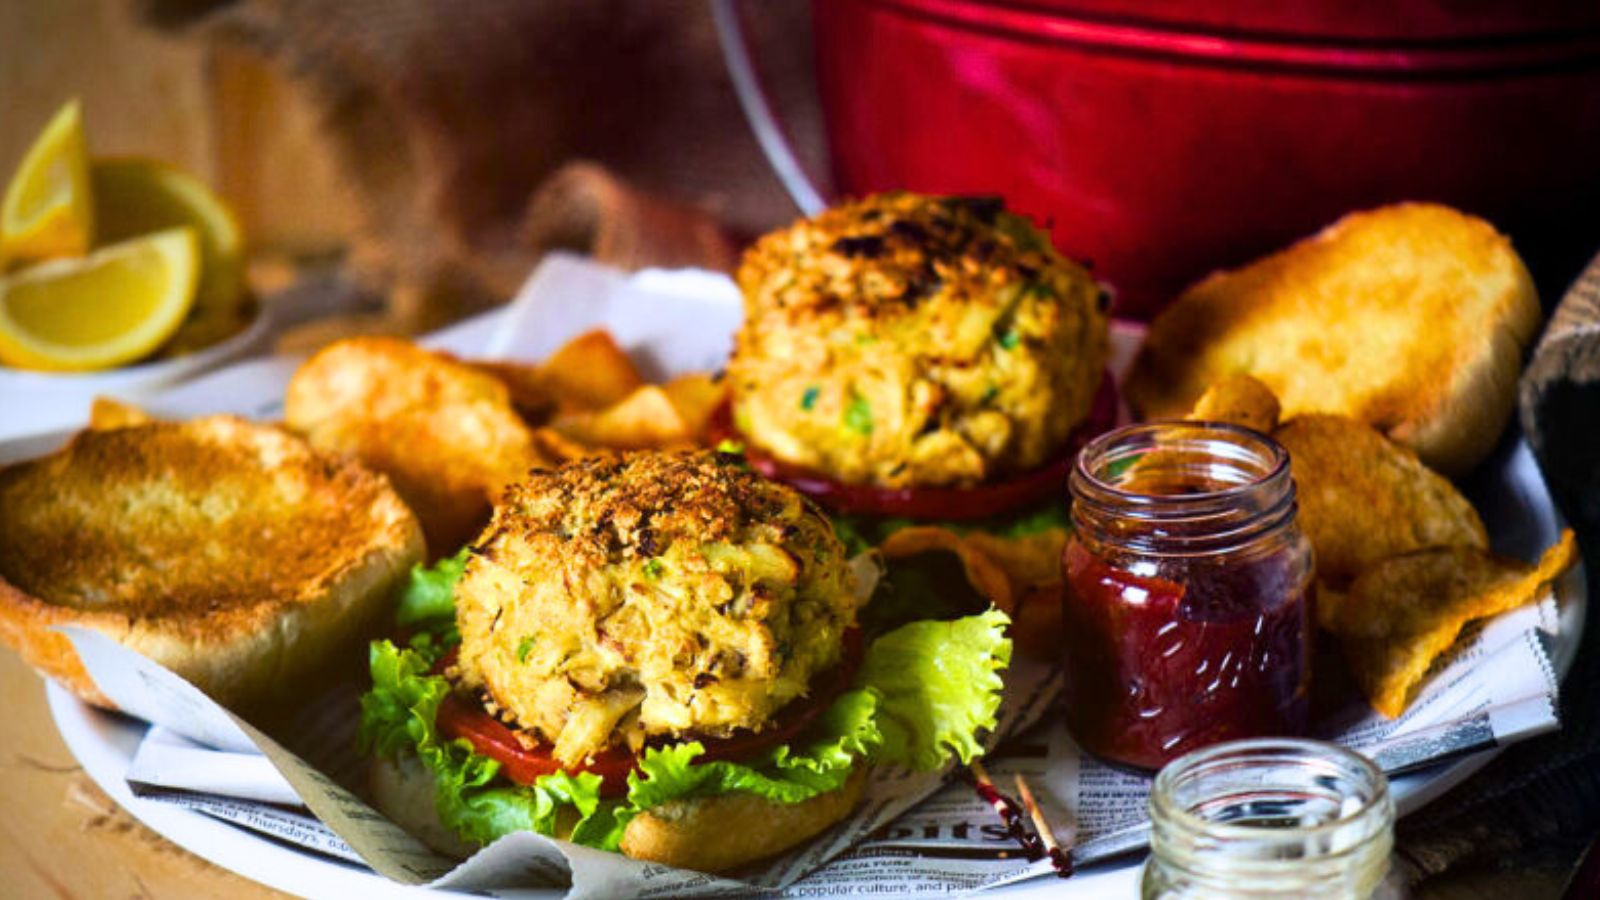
[1127,203,1541,475]
[285,337,550,556]
[0,416,423,710]
[88,396,156,429]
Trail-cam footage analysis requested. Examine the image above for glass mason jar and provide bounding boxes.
[1142,739,1397,899]
[1062,422,1314,771]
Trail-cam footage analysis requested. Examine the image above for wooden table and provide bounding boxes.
[0,648,286,900]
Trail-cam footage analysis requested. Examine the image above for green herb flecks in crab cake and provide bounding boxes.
[452,450,858,767]
[729,192,1109,489]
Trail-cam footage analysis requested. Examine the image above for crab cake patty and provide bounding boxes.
[729,193,1109,489]
[453,451,857,765]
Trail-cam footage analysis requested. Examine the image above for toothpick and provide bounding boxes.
[1015,773,1073,877]
[968,761,1045,861]
[971,760,992,787]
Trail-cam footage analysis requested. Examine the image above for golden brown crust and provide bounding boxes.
[368,752,865,873]
[455,451,857,764]
[1275,414,1487,586]
[620,767,866,872]
[489,449,831,559]
[1126,203,1541,475]
[284,336,548,555]
[729,192,1108,488]
[0,416,424,710]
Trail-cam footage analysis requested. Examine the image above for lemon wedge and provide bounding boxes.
[0,227,199,371]
[1,100,94,266]
[93,158,244,317]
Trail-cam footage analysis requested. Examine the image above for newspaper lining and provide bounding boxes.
[86,595,1561,897]
[44,256,1567,896]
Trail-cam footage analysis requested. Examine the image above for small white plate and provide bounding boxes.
[0,306,272,441]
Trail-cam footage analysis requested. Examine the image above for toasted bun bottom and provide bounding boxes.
[369,752,866,873]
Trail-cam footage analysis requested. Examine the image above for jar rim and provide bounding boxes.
[1073,420,1290,508]
[1149,737,1391,843]
[1070,421,1297,555]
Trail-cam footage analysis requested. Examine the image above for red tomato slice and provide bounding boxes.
[709,374,1119,521]
[436,693,638,794]
[432,630,864,797]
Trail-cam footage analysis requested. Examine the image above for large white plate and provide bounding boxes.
[17,262,1588,899]
[0,304,273,443]
[41,436,1585,900]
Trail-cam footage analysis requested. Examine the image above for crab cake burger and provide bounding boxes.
[456,450,857,766]
[360,450,1014,872]
[722,192,1113,521]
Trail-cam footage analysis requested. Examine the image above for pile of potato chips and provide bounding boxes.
[280,331,726,555]
[1190,375,1576,718]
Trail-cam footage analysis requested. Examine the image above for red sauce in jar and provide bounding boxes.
[1061,541,1311,770]
[1061,423,1313,771]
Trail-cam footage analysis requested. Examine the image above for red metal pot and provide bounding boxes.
[801,0,1600,318]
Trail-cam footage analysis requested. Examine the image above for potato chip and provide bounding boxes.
[879,527,1015,613]
[553,385,691,450]
[1187,373,1280,433]
[1314,581,1352,632]
[1011,585,1065,661]
[662,372,727,442]
[89,396,155,430]
[539,329,644,411]
[879,525,1072,659]
[470,360,556,423]
[964,530,1067,594]
[1275,414,1486,586]
[968,530,1069,659]
[532,426,610,463]
[1331,529,1576,717]
[284,337,549,555]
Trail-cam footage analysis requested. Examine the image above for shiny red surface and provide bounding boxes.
[1060,538,1311,771]
[812,0,1600,318]
[710,373,1117,520]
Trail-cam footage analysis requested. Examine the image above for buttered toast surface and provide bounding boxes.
[1127,203,1540,475]
[0,416,423,707]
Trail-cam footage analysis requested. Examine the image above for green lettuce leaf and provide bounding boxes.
[392,549,468,663]
[626,688,882,812]
[359,637,450,758]
[359,640,617,848]
[359,609,1010,852]
[396,548,469,627]
[856,607,1012,771]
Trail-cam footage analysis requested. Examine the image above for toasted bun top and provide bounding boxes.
[0,416,414,619]
[0,415,423,710]
[1127,203,1540,475]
